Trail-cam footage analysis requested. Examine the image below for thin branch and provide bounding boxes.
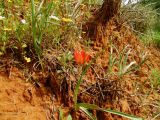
[91,66,105,100]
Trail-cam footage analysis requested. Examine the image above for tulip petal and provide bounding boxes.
[74,50,91,65]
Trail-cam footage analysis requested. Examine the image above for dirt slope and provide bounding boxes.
[0,19,160,119]
[0,68,54,120]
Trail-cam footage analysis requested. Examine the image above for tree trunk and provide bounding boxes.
[96,0,122,24]
[83,0,122,46]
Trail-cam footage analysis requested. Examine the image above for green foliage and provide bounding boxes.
[59,108,64,120]
[0,0,100,57]
[121,1,160,47]
[83,0,103,5]
[121,4,157,34]
[67,114,72,120]
[138,0,160,47]
[150,68,160,89]
[57,51,73,66]
[73,62,92,109]
[79,107,97,120]
[0,14,11,53]
[77,103,143,120]
[31,0,53,57]
[108,43,147,78]
[140,30,160,47]
[140,0,160,12]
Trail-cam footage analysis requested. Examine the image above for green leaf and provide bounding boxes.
[77,103,143,120]
[79,107,97,120]
[59,108,63,120]
[67,114,72,120]
[100,109,143,120]
[77,103,100,110]
[73,65,89,108]
[73,52,100,108]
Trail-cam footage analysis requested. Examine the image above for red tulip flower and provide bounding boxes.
[74,50,91,65]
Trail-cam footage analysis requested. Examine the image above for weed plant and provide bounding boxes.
[107,43,147,78]
[150,68,160,89]
[120,2,160,47]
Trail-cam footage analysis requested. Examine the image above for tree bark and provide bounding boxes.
[83,0,122,44]
[96,0,122,24]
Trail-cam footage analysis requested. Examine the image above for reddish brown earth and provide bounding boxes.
[0,68,56,120]
[0,19,160,120]
[0,46,160,120]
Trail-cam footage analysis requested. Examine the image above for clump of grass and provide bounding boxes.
[107,43,147,78]
[0,16,11,54]
[120,3,157,34]
[152,31,160,47]
[31,0,53,57]
[120,3,160,47]
[140,30,160,47]
[150,68,160,89]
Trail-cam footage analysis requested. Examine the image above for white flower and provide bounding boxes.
[0,16,5,20]
[21,19,26,24]
[49,15,60,21]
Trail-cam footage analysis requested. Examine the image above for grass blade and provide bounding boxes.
[73,65,90,108]
[77,103,100,110]
[100,109,143,120]
[77,103,143,120]
[59,108,64,120]
[67,114,72,120]
[79,107,97,120]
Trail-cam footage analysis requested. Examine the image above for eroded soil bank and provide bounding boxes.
[0,68,57,120]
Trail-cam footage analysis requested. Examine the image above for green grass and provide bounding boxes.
[151,31,160,47]
[107,43,147,78]
[150,68,160,89]
[140,30,160,47]
[0,0,83,60]
[31,0,53,57]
